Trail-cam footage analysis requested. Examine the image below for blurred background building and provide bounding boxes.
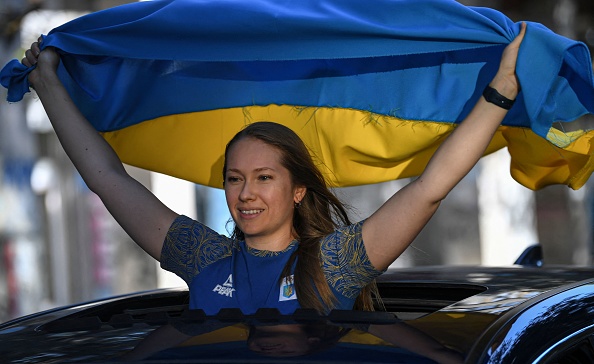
[0,0,593,322]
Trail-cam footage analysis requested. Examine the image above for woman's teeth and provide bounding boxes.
[241,209,262,215]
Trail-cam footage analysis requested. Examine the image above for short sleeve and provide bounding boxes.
[160,215,234,284]
[321,220,384,299]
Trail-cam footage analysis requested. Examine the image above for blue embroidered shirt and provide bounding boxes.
[160,215,382,314]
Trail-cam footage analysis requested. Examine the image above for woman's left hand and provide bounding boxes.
[490,22,527,101]
[361,22,528,271]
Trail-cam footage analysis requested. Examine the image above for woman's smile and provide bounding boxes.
[237,208,266,221]
[239,209,264,216]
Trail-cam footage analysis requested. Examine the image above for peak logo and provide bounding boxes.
[213,274,235,297]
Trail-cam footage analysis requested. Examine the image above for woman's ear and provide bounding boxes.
[294,186,307,204]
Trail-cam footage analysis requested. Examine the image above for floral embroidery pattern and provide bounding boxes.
[321,221,382,299]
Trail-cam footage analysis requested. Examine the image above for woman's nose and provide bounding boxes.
[239,181,256,201]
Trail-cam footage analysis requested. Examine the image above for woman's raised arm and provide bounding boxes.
[23,40,178,260]
[362,23,527,271]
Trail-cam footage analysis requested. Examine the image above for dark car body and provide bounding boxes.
[2,264,594,363]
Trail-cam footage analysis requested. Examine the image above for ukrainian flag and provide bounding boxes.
[2,0,593,189]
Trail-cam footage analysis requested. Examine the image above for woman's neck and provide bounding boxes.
[245,232,296,252]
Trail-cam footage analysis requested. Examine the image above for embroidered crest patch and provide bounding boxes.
[279,275,297,301]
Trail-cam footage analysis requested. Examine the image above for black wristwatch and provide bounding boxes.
[483,85,515,110]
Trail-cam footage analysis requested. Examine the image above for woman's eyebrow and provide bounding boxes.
[226,167,276,173]
[254,167,276,172]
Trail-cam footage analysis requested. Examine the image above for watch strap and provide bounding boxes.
[483,85,515,110]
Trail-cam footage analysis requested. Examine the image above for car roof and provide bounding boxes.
[2,265,594,363]
[377,265,594,362]
[378,265,594,315]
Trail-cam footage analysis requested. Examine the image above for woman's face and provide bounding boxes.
[247,324,319,357]
[224,138,305,250]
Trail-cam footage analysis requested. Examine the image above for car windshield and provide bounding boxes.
[0,286,472,363]
[28,305,460,363]
[6,270,594,363]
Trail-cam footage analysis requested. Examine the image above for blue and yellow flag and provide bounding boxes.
[2,0,594,189]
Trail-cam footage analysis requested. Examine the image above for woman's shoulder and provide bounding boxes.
[166,215,237,254]
[161,215,238,283]
[319,220,382,299]
[319,220,367,265]
[321,220,365,246]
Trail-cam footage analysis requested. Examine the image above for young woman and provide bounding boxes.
[22,23,526,314]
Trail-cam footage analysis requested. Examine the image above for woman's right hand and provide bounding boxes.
[19,35,177,262]
[22,37,60,89]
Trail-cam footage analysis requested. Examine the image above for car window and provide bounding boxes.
[545,336,594,364]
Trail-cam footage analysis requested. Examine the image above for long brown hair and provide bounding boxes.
[223,121,377,312]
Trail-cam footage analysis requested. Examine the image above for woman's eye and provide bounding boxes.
[227,176,241,183]
[259,175,272,181]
